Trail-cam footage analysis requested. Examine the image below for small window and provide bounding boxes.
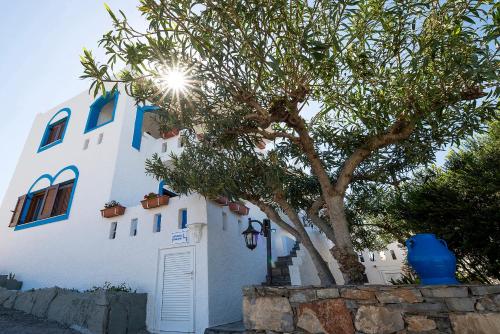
[154,214,162,233]
[390,250,397,260]
[85,91,119,133]
[41,118,68,148]
[379,251,387,261]
[369,251,375,262]
[358,252,365,263]
[109,222,117,239]
[222,212,228,231]
[161,142,168,153]
[83,139,90,150]
[130,218,138,237]
[179,209,187,229]
[97,133,104,145]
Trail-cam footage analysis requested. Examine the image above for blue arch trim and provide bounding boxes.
[84,91,120,134]
[37,108,71,153]
[132,105,160,151]
[15,165,80,231]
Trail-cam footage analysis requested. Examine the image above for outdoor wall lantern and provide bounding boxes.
[242,218,273,285]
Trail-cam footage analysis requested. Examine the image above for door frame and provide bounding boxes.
[154,245,196,333]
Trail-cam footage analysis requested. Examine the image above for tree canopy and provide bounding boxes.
[82,0,499,285]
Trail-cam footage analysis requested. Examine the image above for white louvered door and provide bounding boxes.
[157,247,195,332]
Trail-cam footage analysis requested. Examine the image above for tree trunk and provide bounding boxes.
[297,229,336,286]
[325,195,366,284]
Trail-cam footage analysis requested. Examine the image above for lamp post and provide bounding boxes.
[242,218,273,285]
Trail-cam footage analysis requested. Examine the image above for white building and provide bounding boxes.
[0,87,404,333]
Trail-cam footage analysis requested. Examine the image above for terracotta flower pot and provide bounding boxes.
[229,202,250,215]
[101,205,126,218]
[161,129,180,139]
[256,140,266,149]
[214,196,229,206]
[141,195,170,209]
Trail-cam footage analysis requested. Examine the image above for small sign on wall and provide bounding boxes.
[172,230,188,244]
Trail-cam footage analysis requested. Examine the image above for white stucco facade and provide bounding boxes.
[0,87,404,333]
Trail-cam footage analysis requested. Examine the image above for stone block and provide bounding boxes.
[316,288,340,299]
[13,289,35,313]
[420,286,468,298]
[0,288,17,305]
[296,299,355,334]
[108,299,128,334]
[376,289,423,304]
[445,297,475,312]
[47,289,95,328]
[469,285,500,296]
[387,302,447,314]
[475,297,497,312]
[113,291,147,333]
[405,315,437,332]
[31,287,59,318]
[290,290,317,303]
[243,296,294,332]
[340,288,376,300]
[493,294,500,307]
[2,291,18,308]
[355,305,404,334]
[450,313,500,334]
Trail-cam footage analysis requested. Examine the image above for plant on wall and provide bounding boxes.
[104,200,121,209]
[82,0,499,284]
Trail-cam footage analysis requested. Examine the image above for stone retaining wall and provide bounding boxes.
[243,285,500,334]
[0,287,147,334]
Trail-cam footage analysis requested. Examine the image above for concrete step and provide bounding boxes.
[205,321,246,334]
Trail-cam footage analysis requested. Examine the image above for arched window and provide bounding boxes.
[84,91,119,133]
[38,108,71,152]
[9,165,79,230]
[132,105,160,150]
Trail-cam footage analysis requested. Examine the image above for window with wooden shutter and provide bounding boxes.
[24,191,45,223]
[41,118,67,147]
[9,195,27,227]
[38,185,59,220]
[51,181,74,216]
[10,179,75,227]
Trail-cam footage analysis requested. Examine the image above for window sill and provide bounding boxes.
[14,214,68,231]
[37,139,63,153]
[84,119,114,134]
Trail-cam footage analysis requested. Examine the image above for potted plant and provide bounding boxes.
[141,192,169,209]
[3,273,22,291]
[161,128,180,139]
[229,202,250,215]
[101,201,126,218]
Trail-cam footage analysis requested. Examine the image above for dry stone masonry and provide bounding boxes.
[243,285,500,334]
[0,286,147,334]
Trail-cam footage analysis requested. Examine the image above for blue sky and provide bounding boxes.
[0,2,450,203]
[0,1,146,202]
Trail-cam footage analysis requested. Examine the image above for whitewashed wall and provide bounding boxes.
[206,201,268,327]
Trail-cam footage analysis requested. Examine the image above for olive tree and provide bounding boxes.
[82,0,499,284]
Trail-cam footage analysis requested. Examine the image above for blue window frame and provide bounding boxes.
[12,165,79,231]
[132,105,159,150]
[180,209,188,229]
[38,108,71,153]
[84,91,119,133]
[154,214,162,233]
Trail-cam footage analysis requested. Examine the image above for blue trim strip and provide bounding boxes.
[15,165,79,231]
[37,108,71,153]
[132,105,160,151]
[84,91,120,134]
